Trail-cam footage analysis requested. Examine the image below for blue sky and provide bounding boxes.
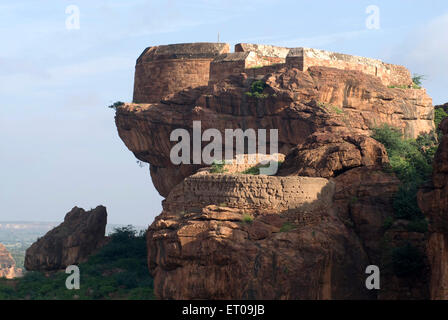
[1,0,447,226]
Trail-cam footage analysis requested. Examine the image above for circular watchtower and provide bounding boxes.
[133,42,230,103]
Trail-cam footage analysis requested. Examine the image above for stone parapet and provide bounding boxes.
[286,47,412,87]
[164,172,335,214]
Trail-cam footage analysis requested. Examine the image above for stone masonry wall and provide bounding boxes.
[209,51,282,83]
[209,44,289,83]
[164,172,335,214]
[235,43,290,62]
[133,42,413,103]
[133,43,229,103]
[209,53,248,84]
[134,58,213,103]
[286,47,412,87]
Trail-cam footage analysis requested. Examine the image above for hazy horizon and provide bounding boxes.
[1,0,447,226]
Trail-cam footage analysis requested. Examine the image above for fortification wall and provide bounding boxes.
[133,42,229,103]
[244,64,286,79]
[133,42,413,103]
[235,43,290,64]
[209,52,250,84]
[209,46,288,84]
[209,51,283,83]
[286,47,412,87]
[164,172,335,214]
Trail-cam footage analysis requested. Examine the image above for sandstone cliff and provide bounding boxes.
[25,206,107,271]
[418,118,448,299]
[0,243,22,279]
[114,42,437,299]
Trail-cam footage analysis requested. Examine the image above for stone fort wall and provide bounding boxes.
[209,43,290,84]
[133,42,229,103]
[286,47,412,87]
[133,42,413,104]
[164,172,335,214]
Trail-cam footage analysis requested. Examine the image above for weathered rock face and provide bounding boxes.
[147,172,373,299]
[334,166,429,299]
[25,206,107,271]
[115,44,438,299]
[116,66,434,197]
[147,164,430,300]
[0,243,22,279]
[333,167,399,261]
[418,118,448,299]
[278,132,389,178]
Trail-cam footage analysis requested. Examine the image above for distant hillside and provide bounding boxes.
[0,222,146,269]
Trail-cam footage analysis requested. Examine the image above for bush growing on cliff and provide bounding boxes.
[435,108,448,128]
[242,161,283,175]
[412,74,425,88]
[372,124,435,221]
[210,160,227,173]
[387,74,425,89]
[435,107,448,138]
[245,80,269,99]
[241,214,254,224]
[108,101,125,110]
[372,125,434,185]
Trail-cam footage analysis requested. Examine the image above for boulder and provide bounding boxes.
[278,132,389,178]
[24,206,107,271]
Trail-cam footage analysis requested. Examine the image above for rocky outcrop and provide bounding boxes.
[116,66,434,197]
[147,163,431,300]
[418,118,448,299]
[0,243,22,279]
[147,171,373,299]
[334,166,429,299]
[278,132,389,178]
[114,43,438,300]
[25,206,107,271]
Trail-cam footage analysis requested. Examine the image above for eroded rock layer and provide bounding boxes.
[116,66,434,197]
[147,172,372,299]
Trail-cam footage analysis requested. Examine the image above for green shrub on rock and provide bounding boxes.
[372,124,435,220]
